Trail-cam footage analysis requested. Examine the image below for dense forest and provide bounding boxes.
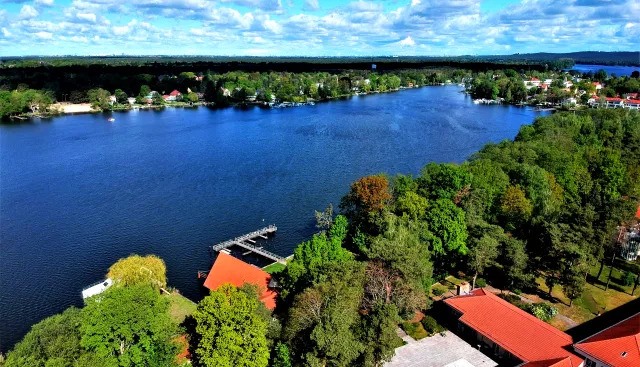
[3,108,639,367]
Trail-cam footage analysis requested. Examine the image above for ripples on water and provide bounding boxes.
[0,86,548,351]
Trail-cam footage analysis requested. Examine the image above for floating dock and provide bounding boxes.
[210,225,284,263]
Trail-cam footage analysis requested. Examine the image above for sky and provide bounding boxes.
[0,0,638,56]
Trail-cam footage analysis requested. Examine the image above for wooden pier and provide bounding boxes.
[210,225,284,263]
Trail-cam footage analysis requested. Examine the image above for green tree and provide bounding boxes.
[425,199,468,255]
[418,163,471,202]
[468,233,500,289]
[192,284,269,367]
[107,254,167,289]
[81,285,178,367]
[284,264,365,367]
[114,89,128,104]
[355,303,403,367]
[186,92,198,103]
[395,191,428,220]
[272,343,292,367]
[4,307,98,367]
[87,88,111,110]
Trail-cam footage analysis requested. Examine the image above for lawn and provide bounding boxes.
[530,269,637,326]
[166,292,197,324]
[263,262,286,274]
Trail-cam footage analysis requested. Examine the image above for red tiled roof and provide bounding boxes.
[531,77,540,81]
[606,97,623,102]
[445,289,583,367]
[203,252,277,310]
[627,99,640,105]
[170,90,181,96]
[574,313,640,367]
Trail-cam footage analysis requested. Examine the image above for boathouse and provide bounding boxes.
[203,252,277,310]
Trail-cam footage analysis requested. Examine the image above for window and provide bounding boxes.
[585,358,596,367]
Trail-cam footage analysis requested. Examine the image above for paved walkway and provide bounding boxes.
[385,331,497,367]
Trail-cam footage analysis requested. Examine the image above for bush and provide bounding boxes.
[476,278,487,288]
[420,315,445,335]
[525,302,557,322]
[401,321,429,340]
[622,271,635,286]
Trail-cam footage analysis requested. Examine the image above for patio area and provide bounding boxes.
[385,331,497,367]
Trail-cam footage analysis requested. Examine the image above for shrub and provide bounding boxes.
[525,302,557,322]
[421,315,445,335]
[512,289,522,295]
[622,271,635,286]
[401,321,428,340]
[476,278,487,288]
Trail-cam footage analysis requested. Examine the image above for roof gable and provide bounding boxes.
[203,252,277,310]
[575,313,640,367]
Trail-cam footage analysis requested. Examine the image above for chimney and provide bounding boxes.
[457,282,471,296]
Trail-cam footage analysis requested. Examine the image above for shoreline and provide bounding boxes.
[3,84,550,123]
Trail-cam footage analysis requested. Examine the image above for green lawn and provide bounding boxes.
[263,262,286,274]
[166,293,197,324]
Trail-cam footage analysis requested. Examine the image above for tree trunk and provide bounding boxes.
[472,271,478,290]
[596,260,605,280]
[632,272,640,296]
[605,253,616,291]
[570,298,573,307]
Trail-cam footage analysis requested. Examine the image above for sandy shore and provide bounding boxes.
[52,103,96,114]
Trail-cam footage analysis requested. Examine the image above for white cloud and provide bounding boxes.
[19,5,39,20]
[34,31,53,39]
[399,36,415,46]
[35,0,55,6]
[76,12,97,23]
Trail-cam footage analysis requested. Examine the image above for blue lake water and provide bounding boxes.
[567,64,639,76]
[0,86,548,351]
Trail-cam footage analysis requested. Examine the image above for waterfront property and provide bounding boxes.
[209,225,283,263]
[202,251,277,310]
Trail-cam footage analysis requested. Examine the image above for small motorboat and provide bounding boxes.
[107,117,115,122]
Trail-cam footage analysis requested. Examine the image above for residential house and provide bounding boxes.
[625,99,640,110]
[127,97,136,105]
[445,288,583,366]
[524,77,541,89]
[203,251,277,309]
[592,82,602,91]
[162,94,173,102]
[169,90,182,98]
[605,97,624,108]
[109,95,116,105]
[573,313,639,367]
[221,88,231,97]
[623,92,638,100]
[617,226,640,261]
[564,81,574,89]
[562,97,577,105]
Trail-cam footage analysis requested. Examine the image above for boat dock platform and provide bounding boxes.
[209,225,284,263]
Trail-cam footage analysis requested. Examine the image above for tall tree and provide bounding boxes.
[81,285,178,367]
[107,254,167,289]
[192,284,269,367]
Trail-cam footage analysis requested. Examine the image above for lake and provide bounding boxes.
[567,63,639,77]
[0,86,548,351]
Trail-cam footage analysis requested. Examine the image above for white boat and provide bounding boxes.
[107,117,115,122]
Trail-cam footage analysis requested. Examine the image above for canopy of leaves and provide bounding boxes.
[81,285,178,367]
[107,254,167,289]
[192,284,269,367]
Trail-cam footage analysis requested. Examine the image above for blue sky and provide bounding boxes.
[0,0,638,56]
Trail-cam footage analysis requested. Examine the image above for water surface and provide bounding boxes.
[0,86,547,351]
[567,64,639,76]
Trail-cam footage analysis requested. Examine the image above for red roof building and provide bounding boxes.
[445,289,583,367]
[203,252,277,310]
[574,313,639,367]
[169,89,182,96]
